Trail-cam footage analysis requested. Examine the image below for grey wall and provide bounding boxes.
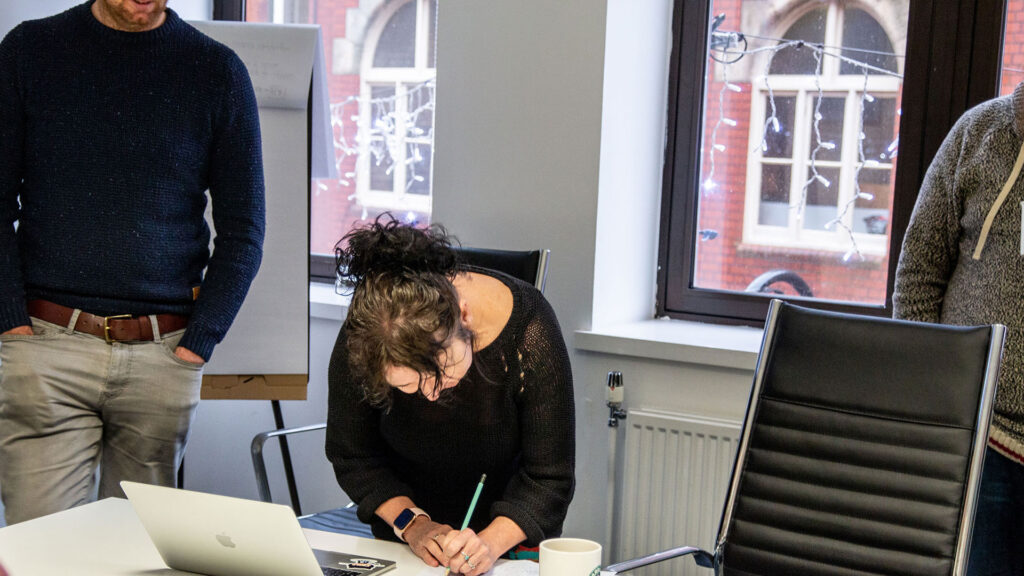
[430,0,608,542]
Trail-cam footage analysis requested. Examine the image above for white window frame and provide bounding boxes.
[356,0,435,214]
[741,2,900,255]
[266,0,311,24]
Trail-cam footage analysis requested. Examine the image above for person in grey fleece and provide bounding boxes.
[894,81,1024,576]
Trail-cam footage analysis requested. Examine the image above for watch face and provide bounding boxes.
[394,508,416,530]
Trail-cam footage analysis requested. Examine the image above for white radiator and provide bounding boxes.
[612,410,741,576]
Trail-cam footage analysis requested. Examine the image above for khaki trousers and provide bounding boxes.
[0,315,203,525]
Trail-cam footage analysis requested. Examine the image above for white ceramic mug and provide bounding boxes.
[539,538,602,576]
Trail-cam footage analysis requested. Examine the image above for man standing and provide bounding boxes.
[894,82,1024,575]
[0,0,265,524]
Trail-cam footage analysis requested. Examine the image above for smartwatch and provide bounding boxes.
[393,507,430,542]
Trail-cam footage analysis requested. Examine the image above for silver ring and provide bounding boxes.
[468,561,478,570]
[462,553,471,562]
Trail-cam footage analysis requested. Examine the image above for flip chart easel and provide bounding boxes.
[188,21,333,401]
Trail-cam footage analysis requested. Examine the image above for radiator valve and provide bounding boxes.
[607,371,627,427]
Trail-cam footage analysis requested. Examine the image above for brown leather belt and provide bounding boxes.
[27,300,189,343]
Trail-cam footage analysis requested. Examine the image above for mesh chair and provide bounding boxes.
[606,299,1005,576]
[251,247,550,535]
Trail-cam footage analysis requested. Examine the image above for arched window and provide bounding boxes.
[243,0,439,269]
[356,0,437,215]
[743,2,900,254]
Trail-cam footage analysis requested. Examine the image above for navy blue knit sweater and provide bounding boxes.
[0,2,265,361]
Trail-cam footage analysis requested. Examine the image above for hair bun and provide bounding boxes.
[335,214,458,287]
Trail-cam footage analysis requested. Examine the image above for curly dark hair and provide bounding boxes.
[335,214,471,407]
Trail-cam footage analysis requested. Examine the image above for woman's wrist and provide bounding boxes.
[393,507,431,541]
[478,516,527,560]
[376,496,416,528]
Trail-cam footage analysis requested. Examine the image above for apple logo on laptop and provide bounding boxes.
[215,532,237,548]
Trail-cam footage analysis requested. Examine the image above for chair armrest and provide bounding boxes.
[604,546,714,574]
[251,422,327,503]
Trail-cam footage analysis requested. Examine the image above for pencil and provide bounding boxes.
[445,474,487,575]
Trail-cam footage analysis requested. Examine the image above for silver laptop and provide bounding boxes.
[121,481,396,576]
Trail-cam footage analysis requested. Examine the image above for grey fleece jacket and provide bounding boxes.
[894,82,1024,461]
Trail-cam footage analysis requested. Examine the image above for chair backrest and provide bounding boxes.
[454,247,550,293]
[717,300,1004,576]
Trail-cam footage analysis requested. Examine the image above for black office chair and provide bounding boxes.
[606,299,1005,576]
[251,247,550,536]
[453,247,549,293]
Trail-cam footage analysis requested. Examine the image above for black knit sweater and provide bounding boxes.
[326,269,576,545]
[0,2,264,360]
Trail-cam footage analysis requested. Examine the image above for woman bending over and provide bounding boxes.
[326,216,575,575]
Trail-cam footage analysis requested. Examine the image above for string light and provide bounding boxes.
[734,30,906,65]
[328,80,436,218]
[753,40,801,156]
[707,27,903,262]
[797,46,826,228]
[703,60,735,194]
[825,68,874,262]
[883,135,899,159]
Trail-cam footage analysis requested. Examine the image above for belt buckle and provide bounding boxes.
[103,314,132,343]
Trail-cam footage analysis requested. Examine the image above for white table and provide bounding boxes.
[0,498,536,576]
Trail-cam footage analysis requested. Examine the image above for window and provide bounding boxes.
[231,0,438,279]
[1003,0,1024,96]
[743,4,900,257]
[356,0,437,217]
[657,0,1005,324]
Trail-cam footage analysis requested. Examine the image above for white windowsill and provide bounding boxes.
[311,284,762,371]
[574,319,763,371]
[310,282,349,321]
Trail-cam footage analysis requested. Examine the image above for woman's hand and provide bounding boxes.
[403,517,455,567]
[439,528,499,576]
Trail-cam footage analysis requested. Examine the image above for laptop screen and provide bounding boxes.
[121,481,395,576]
